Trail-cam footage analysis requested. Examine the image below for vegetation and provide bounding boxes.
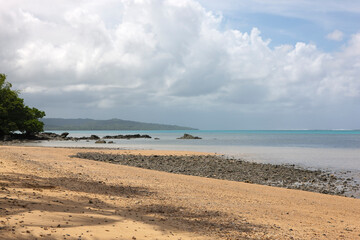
[42,118,197,131]
[0,74,45,138]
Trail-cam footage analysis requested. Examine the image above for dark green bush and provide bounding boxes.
[0,73,45,138]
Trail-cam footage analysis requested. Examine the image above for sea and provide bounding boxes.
[26,130,360,173]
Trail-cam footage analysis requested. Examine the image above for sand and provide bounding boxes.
[0,146,359,240]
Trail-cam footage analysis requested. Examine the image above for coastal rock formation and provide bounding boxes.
[103,134,151,139]
[60,132,69,138]
[90,135,100,140]
[72,152,360,198]
[0,132,153,143]
[95,140,106,144]
[177,134,202,139]
[37,132,61,140]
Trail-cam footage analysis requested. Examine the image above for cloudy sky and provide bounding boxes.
[1,0,360,129]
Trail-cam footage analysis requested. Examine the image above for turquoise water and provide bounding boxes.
[50,129,360,148]
[29,130,360,172]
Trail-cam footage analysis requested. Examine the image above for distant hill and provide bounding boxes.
[41,118,197,131]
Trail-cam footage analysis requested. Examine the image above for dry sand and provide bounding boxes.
[0,146,359,240]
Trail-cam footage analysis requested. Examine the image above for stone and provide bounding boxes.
[60,132,69,138]
[103,134,152,139]
[177,133,202,139]
[71,152,359,197]
[90,135,100,140]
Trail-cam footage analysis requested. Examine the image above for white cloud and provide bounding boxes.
[1,0,360,128]
[326,30,344,41]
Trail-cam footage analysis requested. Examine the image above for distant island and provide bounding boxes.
[41,118,197,131]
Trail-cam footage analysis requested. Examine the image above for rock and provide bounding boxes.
[60,132,69,138]
[37,132,60,140]
[154,138,160,140]
[108,141,114,144]
[103,134,152,139]
[177,133,202,139]
[2,132,152,142]
[95,140,106,144]
[90,135,100,140]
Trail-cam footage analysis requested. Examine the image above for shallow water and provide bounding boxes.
[25,130,360,170]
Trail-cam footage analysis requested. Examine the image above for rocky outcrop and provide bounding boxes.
[89,135,100,140]
[60,132,69,138]
[177,134,202,139]
[103,134,152,139]
[36,132,61,140]
[1,132,153,143]
[36,133,153,141]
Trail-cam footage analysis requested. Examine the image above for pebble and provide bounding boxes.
[72,152,359,197]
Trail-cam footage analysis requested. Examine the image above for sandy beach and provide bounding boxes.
[1,146,360,239]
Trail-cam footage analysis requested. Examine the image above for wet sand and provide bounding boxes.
[0,146,360,239]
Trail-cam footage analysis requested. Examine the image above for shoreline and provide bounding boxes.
[5,136,360,173]
[3,130,360,177]
[73,151,360,198]
[1,146,360,239]
[2,142,360,198]
[3,141,360,198]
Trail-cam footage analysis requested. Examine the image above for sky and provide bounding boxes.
[1,0,360,130]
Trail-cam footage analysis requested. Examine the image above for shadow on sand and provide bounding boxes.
[0,172,265,239]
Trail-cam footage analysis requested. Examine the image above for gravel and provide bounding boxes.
[71,152,360,197]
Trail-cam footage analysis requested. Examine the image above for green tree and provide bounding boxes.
[0,73,45,138]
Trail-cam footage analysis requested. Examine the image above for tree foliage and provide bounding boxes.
[0,74,45,137]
